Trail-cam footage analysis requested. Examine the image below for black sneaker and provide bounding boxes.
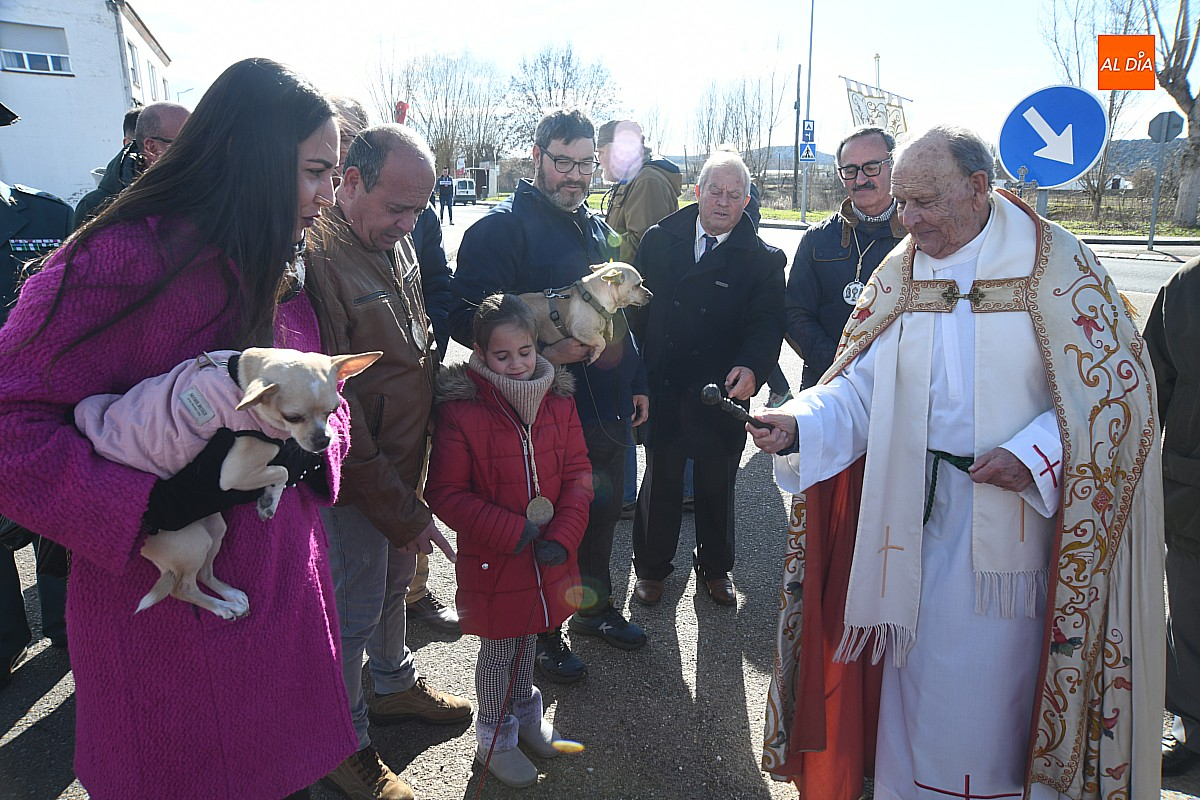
[1163,733,1200,776]
[569,605,646,650]
[535,628,587,683]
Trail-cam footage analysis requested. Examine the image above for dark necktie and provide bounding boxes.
[703,234,718,255]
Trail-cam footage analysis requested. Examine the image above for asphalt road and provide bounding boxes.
[3,205,1197,800]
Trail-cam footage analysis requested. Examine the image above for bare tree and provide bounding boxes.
[1147,0,1200,225]
[366,48,506,173]
[460,62,507,167]
[689,53,791,187]
[1041,0,1144,221]
[641,104,671,156]
[504,44,621,148]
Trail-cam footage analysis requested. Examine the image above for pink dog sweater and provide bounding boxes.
[74,350,290,479]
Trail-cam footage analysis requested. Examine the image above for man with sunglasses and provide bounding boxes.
[785,126,905,389]
[75,101,190,227]
[451,109,649,684]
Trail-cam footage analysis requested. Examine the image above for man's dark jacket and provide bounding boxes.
[629,204,785,456]
[1,181,73,321]
[785,198,904,388]
[74,144,139,229]
[413,205,452,355]
[451,179,646,428]
[1144,256,1200,557]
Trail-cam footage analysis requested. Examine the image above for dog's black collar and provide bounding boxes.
[226,353,242,388]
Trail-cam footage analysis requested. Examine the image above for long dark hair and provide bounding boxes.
[45,58,334,353]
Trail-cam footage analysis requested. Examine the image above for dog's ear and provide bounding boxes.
[331,351,383,382]
[600,268,625,286]
[236,380,280,411]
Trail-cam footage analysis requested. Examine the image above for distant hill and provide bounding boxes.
[665,144,836,172]
[667,138,1188,176]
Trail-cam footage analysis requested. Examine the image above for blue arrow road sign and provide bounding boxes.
[798,143,817,162]
[998,85,1109,188]
[802,120,815,143]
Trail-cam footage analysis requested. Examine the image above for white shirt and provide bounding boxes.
[694,218,732,262]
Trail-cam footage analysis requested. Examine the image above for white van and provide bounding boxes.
[454,178,476,205]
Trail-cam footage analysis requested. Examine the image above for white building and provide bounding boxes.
[0,0,171,205]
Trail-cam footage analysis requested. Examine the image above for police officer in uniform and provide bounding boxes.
[0,102,73,688]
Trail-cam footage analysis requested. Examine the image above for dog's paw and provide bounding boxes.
[256,495,277,520]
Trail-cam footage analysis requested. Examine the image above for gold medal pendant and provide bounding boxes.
[526,496,554,526]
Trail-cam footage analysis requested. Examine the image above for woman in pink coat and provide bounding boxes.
[0,59,356,799]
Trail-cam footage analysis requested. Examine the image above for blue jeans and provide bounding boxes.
[322,505,417,748]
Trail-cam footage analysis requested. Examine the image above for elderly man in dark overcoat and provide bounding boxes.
[628,147,785,607]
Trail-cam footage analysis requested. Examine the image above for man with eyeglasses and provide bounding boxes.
[75,101,190,228]
[785,126,905,390]
[626,147,784,609]
[451,108,649,684]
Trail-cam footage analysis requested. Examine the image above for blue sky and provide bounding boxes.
[132,0,1188,155]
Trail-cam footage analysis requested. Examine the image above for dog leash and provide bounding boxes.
[541,280,614,344]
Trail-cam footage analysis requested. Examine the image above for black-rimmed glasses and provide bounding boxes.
[144,136,175,145]
[837,157,892,181]
[540,149,601,175]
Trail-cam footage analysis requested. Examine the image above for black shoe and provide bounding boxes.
[535,628,587,683]
[1163,734,1200,776]
[620,502,636,520]
[0,647,28,691]
[682,496,695,513]
[569,605,646,650]
[407,590,462,635]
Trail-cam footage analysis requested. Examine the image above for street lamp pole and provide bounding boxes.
[792,63,801,210]
[800,0,815,222]
[175,87,193,102]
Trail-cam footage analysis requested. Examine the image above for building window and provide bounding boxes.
[162,77,170,100]
[128,41,139,86]
[0,50,72,74]
[149,62,158,99]
[0,22,73,75]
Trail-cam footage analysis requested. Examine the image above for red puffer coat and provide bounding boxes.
[426,363,593,639]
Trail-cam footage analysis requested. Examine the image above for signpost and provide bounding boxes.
[998,85,1109,215]
[1148,110,1185,250]
[798,143,817,163]
[802,120,815,143]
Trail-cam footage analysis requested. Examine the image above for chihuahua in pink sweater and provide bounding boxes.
[75,347,380,619]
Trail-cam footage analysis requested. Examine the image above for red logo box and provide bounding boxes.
[1098,35,1156,90]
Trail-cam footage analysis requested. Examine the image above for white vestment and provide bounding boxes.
[773,212,1071,800]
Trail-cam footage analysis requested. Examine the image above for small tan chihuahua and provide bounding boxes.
[520,262,652,364]
[74,347,381,619]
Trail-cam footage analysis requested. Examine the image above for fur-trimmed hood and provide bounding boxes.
[434,361,576,404]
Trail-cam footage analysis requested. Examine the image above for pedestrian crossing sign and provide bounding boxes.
[799,143,817,162]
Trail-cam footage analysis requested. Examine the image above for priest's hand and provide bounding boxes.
[748,413,797,454]
[968,447,1033,493]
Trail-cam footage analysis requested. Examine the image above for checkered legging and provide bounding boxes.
[476,635,536,727]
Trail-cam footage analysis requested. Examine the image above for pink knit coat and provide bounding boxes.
[0,218,356,799]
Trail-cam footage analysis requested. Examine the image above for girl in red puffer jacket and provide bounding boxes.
[425,294,593,788]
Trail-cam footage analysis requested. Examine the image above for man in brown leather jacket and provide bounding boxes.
[306,124,471,800]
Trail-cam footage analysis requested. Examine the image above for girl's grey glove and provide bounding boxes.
[534,539,566,566]
[514,521,539,554]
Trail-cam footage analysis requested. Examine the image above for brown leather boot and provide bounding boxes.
[368,676,473,725]
[320,745,414,800]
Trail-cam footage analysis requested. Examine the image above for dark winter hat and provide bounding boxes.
[597,119,634,148]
